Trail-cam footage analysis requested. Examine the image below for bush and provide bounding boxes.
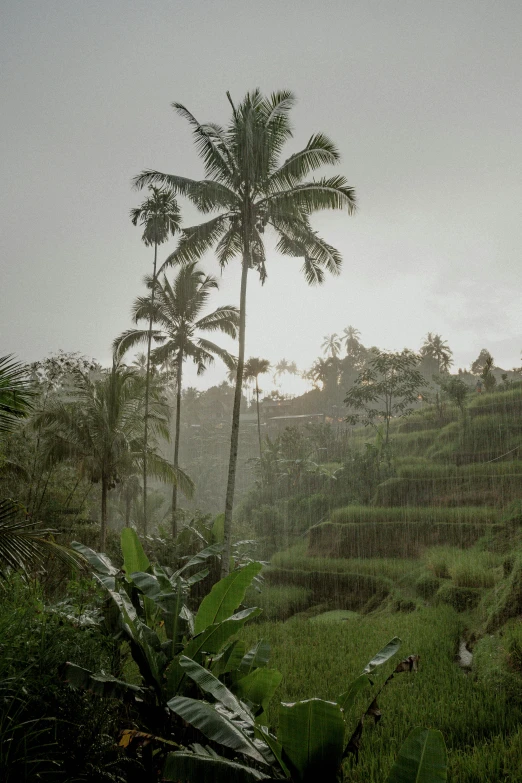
[436,584,482,612]
[486,557,522,632]
[425,547,501,588]
[0,577,128,781]
[415,573,441,599]
[244,584,312,621]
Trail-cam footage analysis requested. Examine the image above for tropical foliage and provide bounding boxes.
[114,262,238,533]
[134,88,356,575]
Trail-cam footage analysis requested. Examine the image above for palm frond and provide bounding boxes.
[266,133,340,191]
[0,498,81,581]
[0,355,35,433]
[137,453,194,499]
[159,215,230,271]
[262,175,356,214]
[195,305,240,338]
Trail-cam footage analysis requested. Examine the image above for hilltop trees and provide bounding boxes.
[114,262,238,534]
[36,364,192,547]
[345,349,426,451]
[420,333,453,373]
[134,89,356,574]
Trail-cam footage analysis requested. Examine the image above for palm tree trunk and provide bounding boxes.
[143,239,158,535]
[101,475,108,551]
[255,377,262,458]
[221,252,249,577]
[171,349,183,538]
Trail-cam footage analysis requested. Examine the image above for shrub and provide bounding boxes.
[436,584,482,612]
[244,584,312,621]
[486,557,522,632]
[415,573,441,599]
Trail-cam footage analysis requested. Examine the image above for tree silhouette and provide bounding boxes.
[131,186,181,529]
[134,89,356,575]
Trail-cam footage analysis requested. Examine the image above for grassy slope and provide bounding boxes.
[240,605,522,782]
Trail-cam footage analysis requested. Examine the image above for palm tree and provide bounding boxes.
[37,364,191,548]
[420,333,453,373]
[341,325,361,357]
[321,333,341,359]
[244,358,271,456]
[113,262,239,536]
[0,355,35,433]
[131,186,182,531]
[273,359,299,385]
[134,89,356,575]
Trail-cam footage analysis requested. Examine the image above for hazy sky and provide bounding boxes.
[2,0,521,392]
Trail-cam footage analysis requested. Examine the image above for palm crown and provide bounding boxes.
[114,262,239,373]
[420,332,453,373]
[130,186,182,247]
[134,90,356,283]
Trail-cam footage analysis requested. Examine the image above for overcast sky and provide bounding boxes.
[1,0,521,392]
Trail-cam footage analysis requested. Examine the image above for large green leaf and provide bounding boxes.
[194,561,263,634]
[167,696,270,765]
[65,662,146,702]
[337,674,371,716]
[164,751,269,782]
[234,668,282,713]
[362,637,401,675]
[185,607,262,659]
[240,639,271,675]
[278,698,345,782]
[174,541,223,578]
[386,728,447,783]
[121,527,150,577]
[167,611,261,698]
[178,656,253,722]
[71,541,118,576]
[212,639,247,676]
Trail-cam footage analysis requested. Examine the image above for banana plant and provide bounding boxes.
[65,528,269,715]
[164,638,447,782]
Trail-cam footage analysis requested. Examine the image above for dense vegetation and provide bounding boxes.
[2,89,522,781]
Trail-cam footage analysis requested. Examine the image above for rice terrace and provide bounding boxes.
[2,2,522,781]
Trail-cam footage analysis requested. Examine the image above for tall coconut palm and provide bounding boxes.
[134,89,356,575]
[113,262,239,536]
[131,186,182,531]
[321,333,341,358]
[244,357,271,456]
[273,358,299,384]
[420,333,453,373]
[36,364,192,548]
[341,325,361,357]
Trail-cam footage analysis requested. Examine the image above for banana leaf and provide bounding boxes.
[279,698,345,783]
[194,561,263,634]
[386,727,447,782]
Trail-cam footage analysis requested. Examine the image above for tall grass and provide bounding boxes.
[239,605,522,782]
[329,505,498,524]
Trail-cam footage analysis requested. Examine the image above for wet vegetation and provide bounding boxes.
[2,89,522,782]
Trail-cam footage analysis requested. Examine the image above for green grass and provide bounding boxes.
[271,541,421,581]
[239,604,522,782]
[424,545,502,587]
[309,609,359,623]
[244,584,312,621]
[329,505,499,525]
